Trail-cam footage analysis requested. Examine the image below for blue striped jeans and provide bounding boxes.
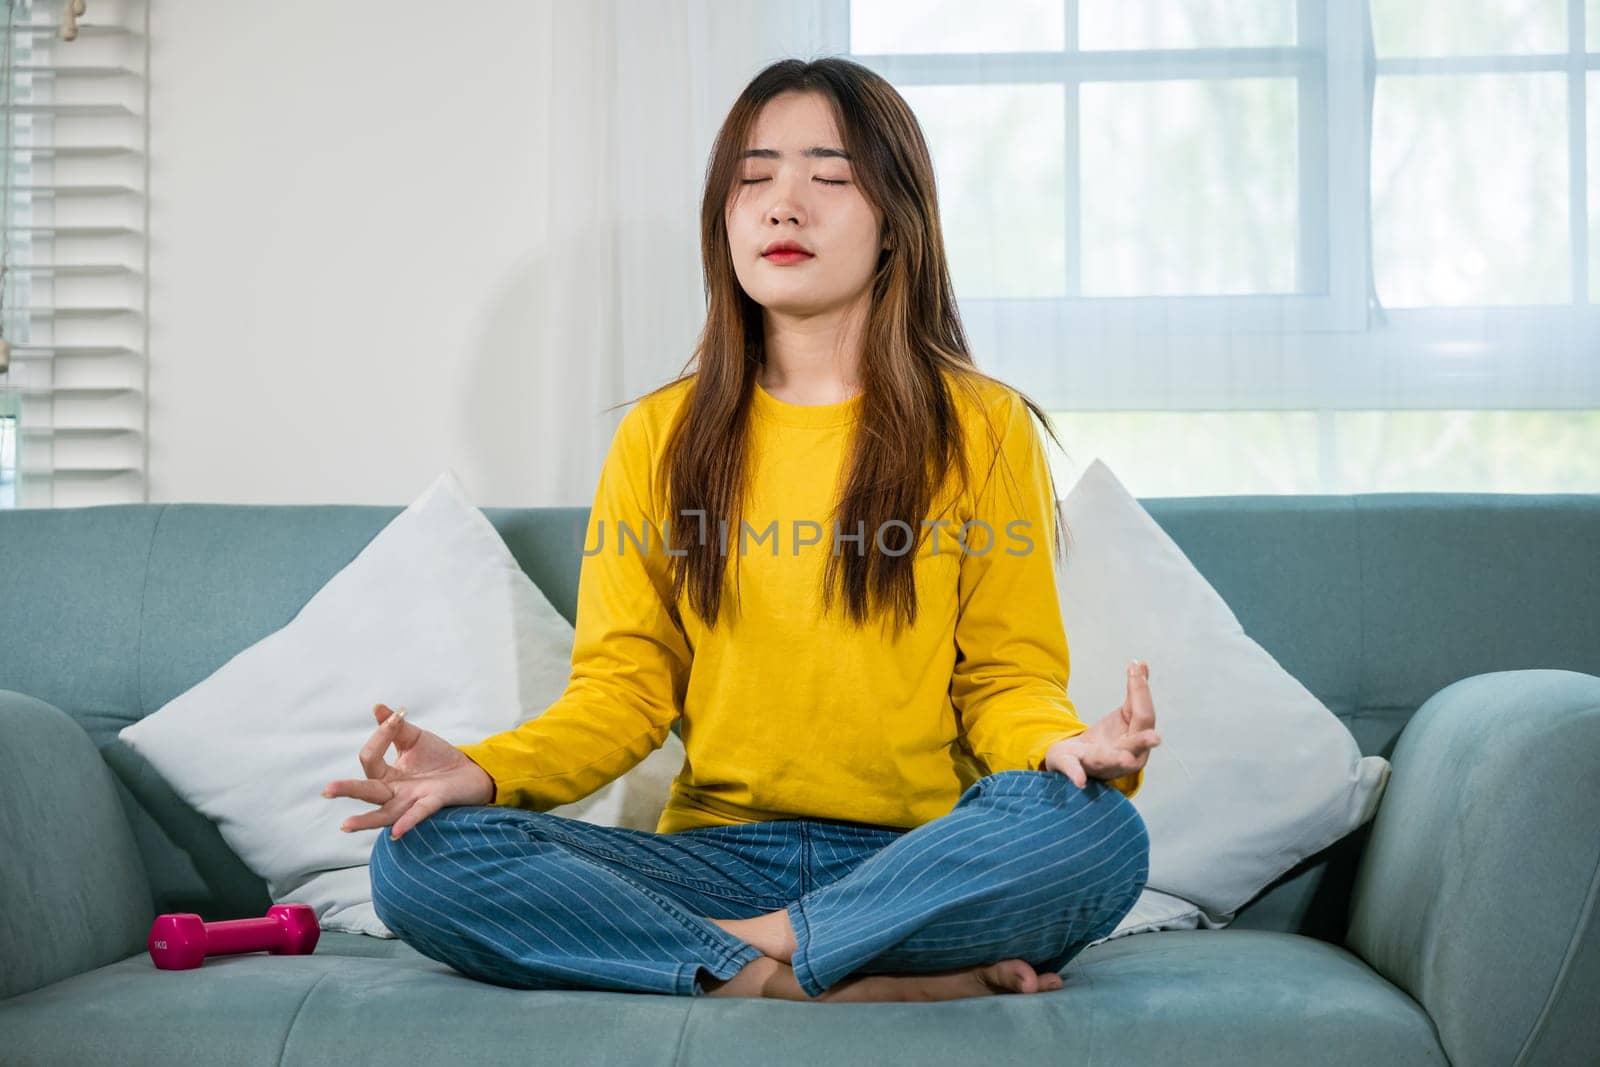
[368,769,1149,998]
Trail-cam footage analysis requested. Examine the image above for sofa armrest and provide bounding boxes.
[0,690,155,1000]
[1346,669,1600,1067]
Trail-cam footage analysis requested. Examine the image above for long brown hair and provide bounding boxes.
[612,56,1070,635]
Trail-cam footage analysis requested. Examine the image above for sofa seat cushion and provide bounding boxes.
[0,930,1446,1066]
[306,931,432,960]
[0,949,691,1067]
[1027,930,1448,1066]
[675,932,1447,1065]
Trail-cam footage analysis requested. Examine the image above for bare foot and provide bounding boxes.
[739,956,1064,1002]
[706,911,797,964]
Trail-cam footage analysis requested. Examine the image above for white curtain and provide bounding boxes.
[531,0,840,505]
[589,0,1598,498]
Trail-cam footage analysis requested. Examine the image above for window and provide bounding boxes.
[829,0,1600,494]
[844,0,1364,332]
[1370,0,1593,307]
[0,0,148,508]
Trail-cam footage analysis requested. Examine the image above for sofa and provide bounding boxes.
[2,492,1597,1066]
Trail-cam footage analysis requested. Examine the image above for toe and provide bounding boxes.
[1000,959,1038,993]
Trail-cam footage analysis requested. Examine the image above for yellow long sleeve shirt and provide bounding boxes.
[455,372,1142,834]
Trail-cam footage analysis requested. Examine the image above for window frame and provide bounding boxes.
[825,0,1600,413]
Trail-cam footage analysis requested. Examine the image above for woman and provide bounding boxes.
[325,56,1161,1003]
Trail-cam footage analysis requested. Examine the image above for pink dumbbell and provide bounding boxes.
[148,903,321,970]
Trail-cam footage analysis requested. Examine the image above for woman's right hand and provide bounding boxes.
[322,703,497,840]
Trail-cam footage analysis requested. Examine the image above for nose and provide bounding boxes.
[764,172,807,227]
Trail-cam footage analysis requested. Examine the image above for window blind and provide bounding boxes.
[0,0,146,508]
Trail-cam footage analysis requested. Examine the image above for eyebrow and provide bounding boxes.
[738,147,852,161]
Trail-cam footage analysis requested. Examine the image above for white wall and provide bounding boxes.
[148,1,623,507]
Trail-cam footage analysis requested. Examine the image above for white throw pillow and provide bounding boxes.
[119,470,685,937]
[1059,459,1391,940]
[1088,888,1226,946]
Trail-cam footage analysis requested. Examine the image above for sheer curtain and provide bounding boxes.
[608,0,1599,498]
[535,0,841,504]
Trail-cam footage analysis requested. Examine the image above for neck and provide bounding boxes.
[758,294,868,402]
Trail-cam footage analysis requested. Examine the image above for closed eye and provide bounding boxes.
[738,178,849,186]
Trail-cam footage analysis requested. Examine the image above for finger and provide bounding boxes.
[375,702,423,752]
[1056,750,1087,789]
[1099,747,1142,773]
[372,702,412,729]
[1126,660,1156,729]
[1117,728,1163,751]
[339,794,407,833]
[323,778,395,806]
[390,793,445,841]
[358,706,407,779]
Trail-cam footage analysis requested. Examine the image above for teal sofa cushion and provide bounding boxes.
[0,691,154,1000]
[0,930,1444,1066]
[1348,669,1600,1066]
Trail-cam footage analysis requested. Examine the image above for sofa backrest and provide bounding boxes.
[2,494,1596,940]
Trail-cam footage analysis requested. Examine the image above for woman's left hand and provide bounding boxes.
[1043,659,1162,788]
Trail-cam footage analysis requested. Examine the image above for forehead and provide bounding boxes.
[742,92,844,155]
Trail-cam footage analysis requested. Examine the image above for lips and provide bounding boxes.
[762,245,814,265]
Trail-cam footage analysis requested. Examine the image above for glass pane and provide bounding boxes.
[1592,74,1599,301]
[0,402,17,511]
[1048,411,1320,496]
[1372,73,1568,307]
[1591,0,1600,51]
[1079,0,1294,50]
[900,84,1066,299]
[851,0,1064,54]
[1370,0,1565,57]
[1080,78,1298,297]
[1046,409,1600,496]
[1333,410,1600,491]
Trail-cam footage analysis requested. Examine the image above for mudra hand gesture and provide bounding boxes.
[1043,659,1162,788]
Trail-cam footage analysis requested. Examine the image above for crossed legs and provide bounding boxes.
[700,772,1149,1001]
[371,772,1146,1000]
